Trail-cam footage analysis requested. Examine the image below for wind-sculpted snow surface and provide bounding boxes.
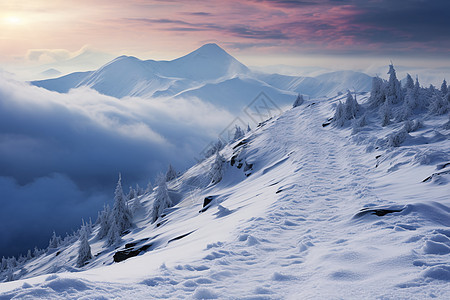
[1,89,449,298]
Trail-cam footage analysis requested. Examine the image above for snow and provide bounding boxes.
[1,86,449,298]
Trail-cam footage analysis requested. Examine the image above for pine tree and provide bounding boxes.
[233,125,245,142]
[368,76,386,107]
[48,231,59,249]
[386,64,402,104]
[247,124,251,133]
[333,101,345,127]
[106,220,121,246]
[166,164,177,182]
[441,79,448,95]
[109,173,132,235]
[152,174,172,223]
[131,195,144,215]
[405,74,414,89]
[96,204,111,239]
[135,183,145,196]
[210,151,226,184]
[127,186,135,200]
[76,224,93,267]
[380,100,391,127]
[344,90,359,120]
[293,94,304,108]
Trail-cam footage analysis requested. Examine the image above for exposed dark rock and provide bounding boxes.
[354,207,404,218]
[168,231,195,244]
[113,244,152,263]
[199,196,215,213]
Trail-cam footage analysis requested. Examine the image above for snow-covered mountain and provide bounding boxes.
[1,66,449,298]
[32,44,372,107]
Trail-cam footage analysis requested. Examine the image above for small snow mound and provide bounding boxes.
[422,240,450,255]
[193,287,218,299]
[423,265,450,281]
[271,272,296,281]
[43,277,89,293]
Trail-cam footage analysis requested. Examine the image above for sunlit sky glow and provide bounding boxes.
[1,0,449,77]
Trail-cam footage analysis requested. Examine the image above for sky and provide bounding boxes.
[1,0,450,78]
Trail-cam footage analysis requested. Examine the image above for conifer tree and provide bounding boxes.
[293,94,304,108]
[210,151,226,184]
[96,204,111,239]
[109,173,132,235]
[405,74,414,89]
[166,164,177,182]
[441,79,448,95]
[386,64,402,104]
[76,224,93,267]
[152,174,172,223]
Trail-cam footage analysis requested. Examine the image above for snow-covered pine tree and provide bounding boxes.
[96,204,111,239]
[26,250,32,261]
[368,76,386,107]
[441,79,448,95]
[135,183,145,196]
[131,195,144,215]
[344,90,359,120]
[428,92,449,115]
[233,125,245,142]
[76,224,93,267]
[293,94,304,108]
[106,219,121,246]
[166,164,177,182]
[332,101,345,127]
[210,151,226,184]
[152,174,172,223]
[247,124,251,133]
[380,100,391,127]
[1,257,6,271]
[109,173,132,235]
[127,186,135,200]
[405,74,414,90]
[48,231,59,249]
[386,64,403,105]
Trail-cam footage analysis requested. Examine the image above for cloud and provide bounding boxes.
[0,74,233,257]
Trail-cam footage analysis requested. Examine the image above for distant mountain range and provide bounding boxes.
[32,43,373,110]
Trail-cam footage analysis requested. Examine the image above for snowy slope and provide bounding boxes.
[31,44,372,104]
[1,88,449,298]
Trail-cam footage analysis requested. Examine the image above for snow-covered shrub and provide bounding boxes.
[351,114,367,134]
[210,151,226,184]
[151,174,172,223]
[166,164,177,182]
[292,94,304,108]
[387,128,410,147]
[203,139,224,159]
[48,231,61,249]
[428,92,449,115]
[403,119,422,133]
[76,225,92,267]
[333,91,360,127]
[131,195,144,215]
